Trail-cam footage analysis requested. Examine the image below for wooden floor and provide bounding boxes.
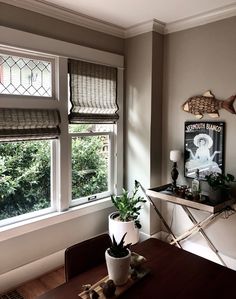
[16,267,65,299]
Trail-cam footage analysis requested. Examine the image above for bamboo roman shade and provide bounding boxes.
[68,59,119,123]
[0,108,61,141]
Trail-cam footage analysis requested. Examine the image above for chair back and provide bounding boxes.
[65,233,111,282]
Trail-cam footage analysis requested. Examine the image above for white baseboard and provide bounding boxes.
[0,249,65,293]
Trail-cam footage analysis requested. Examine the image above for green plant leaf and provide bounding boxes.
[110,182,146,228]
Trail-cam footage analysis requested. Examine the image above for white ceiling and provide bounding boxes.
[35,0,236,28]
[4,0,236,37]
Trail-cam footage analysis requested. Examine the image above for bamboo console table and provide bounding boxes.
[143,183,236,267]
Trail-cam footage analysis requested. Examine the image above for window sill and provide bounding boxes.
[0,198,113,242]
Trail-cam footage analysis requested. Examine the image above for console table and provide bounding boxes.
[144,183,236,267]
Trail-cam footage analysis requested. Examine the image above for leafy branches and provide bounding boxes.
[71,135,108,198]
[205,172,235,191]
[0,140,51,220]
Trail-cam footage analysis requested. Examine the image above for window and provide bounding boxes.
[0,49,59,227]
[0,28,123,228]
[0,107,60,226]
[0,140,53,224]
[70,124,113,205]
[0,52,53,97]
[68,59,119,206]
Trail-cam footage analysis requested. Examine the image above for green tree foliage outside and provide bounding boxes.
[0,124,108,221]
[0,140,51,221]
[70,124,108,200]
[72,135,108,199]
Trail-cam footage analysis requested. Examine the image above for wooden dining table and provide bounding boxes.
[37,238,236,299]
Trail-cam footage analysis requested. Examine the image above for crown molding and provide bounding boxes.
[1,0,125,38]
[2,0,236,37]
[165,3,236,34]
[125,19,165,38]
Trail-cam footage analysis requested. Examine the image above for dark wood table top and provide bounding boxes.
[37,238,236,299]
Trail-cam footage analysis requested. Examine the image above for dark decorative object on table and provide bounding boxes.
[191,169,201,201]
[170,150,181,189]
[174,185,188,198]
[81,284,99,299]
[205,172,235,203]
[171,162,179,188]
[100,280,116,298]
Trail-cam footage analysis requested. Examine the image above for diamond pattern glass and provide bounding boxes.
[0,54,52,97]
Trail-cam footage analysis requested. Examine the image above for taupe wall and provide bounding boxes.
[162,17,236,258]
[163,17,236,183]
[0,3,124,55]
[0,207,114,292]
[151,31,163,187]
[0,208,113,275]
[124,32,163,236]
[125,32,153,236]
[125,32,152,190]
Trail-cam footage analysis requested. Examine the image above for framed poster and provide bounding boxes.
[184,121,225,180]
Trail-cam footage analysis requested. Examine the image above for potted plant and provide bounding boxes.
[205,172,235,203]
[105,233,131,286]
[109,181,146,245]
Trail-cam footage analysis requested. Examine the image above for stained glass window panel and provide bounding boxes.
[0,54,52,97]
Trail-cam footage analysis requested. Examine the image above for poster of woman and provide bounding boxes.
[184,121,225,179]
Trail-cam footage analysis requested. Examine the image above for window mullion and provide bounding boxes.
[51,139,57,211]
[56,56,70,212]
[115,68,124,195]
[109,132,114,195]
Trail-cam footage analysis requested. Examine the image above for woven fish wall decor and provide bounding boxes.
[182,90,236,119]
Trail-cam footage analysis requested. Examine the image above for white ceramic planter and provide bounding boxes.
[105,249,131,286]
[108,212,139,245]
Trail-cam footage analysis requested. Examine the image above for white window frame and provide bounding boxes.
[0,26,124,230]
[69,130,114,206]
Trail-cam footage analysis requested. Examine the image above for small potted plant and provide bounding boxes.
[205,172,235,203]
[105,233,131,286]
[109,181,146,245]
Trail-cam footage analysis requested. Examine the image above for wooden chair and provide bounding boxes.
[64,233,111,282]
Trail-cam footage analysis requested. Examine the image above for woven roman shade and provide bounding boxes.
[68,59,119,123]
[0,108,60,141]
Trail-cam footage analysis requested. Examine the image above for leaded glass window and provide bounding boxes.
[0,53,52,97]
